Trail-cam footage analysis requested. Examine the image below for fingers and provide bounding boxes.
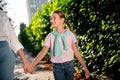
[23,65,28,74]
[27,67,34,73]
[27,65,35,73]
[84,69,91,79]
[85,72,91,79]
[24,67,34,74]
[86,75,90,79]
[29,64,35,73]
[23,62,35,74]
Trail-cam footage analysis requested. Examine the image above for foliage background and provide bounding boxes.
[18,0,120,79]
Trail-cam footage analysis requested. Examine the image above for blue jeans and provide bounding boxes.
[53,60,74,80]
[0,41,15,80]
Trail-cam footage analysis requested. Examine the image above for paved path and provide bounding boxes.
[14,50,113,80]
[14,49,54,80]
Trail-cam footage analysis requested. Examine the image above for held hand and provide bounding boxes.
[23,61,35,74]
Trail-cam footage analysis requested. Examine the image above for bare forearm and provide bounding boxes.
[32,53,45,66]
[32,46,49,66]
[32,51,46,66]
[75,53,87,69]
[73,43,90,78]
[17,48,28,63]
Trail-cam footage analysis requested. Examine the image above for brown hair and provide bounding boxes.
[51,10,74,32]
[51,10,78,47]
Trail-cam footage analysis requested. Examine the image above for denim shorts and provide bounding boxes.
[0,41,15,80]
[53,60,74,80]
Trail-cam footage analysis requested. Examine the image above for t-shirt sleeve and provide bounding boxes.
[71,33,77,44]
[71,33,79,49]
[44,33,51,48]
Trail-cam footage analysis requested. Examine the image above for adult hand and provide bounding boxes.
[23,61,34,74]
